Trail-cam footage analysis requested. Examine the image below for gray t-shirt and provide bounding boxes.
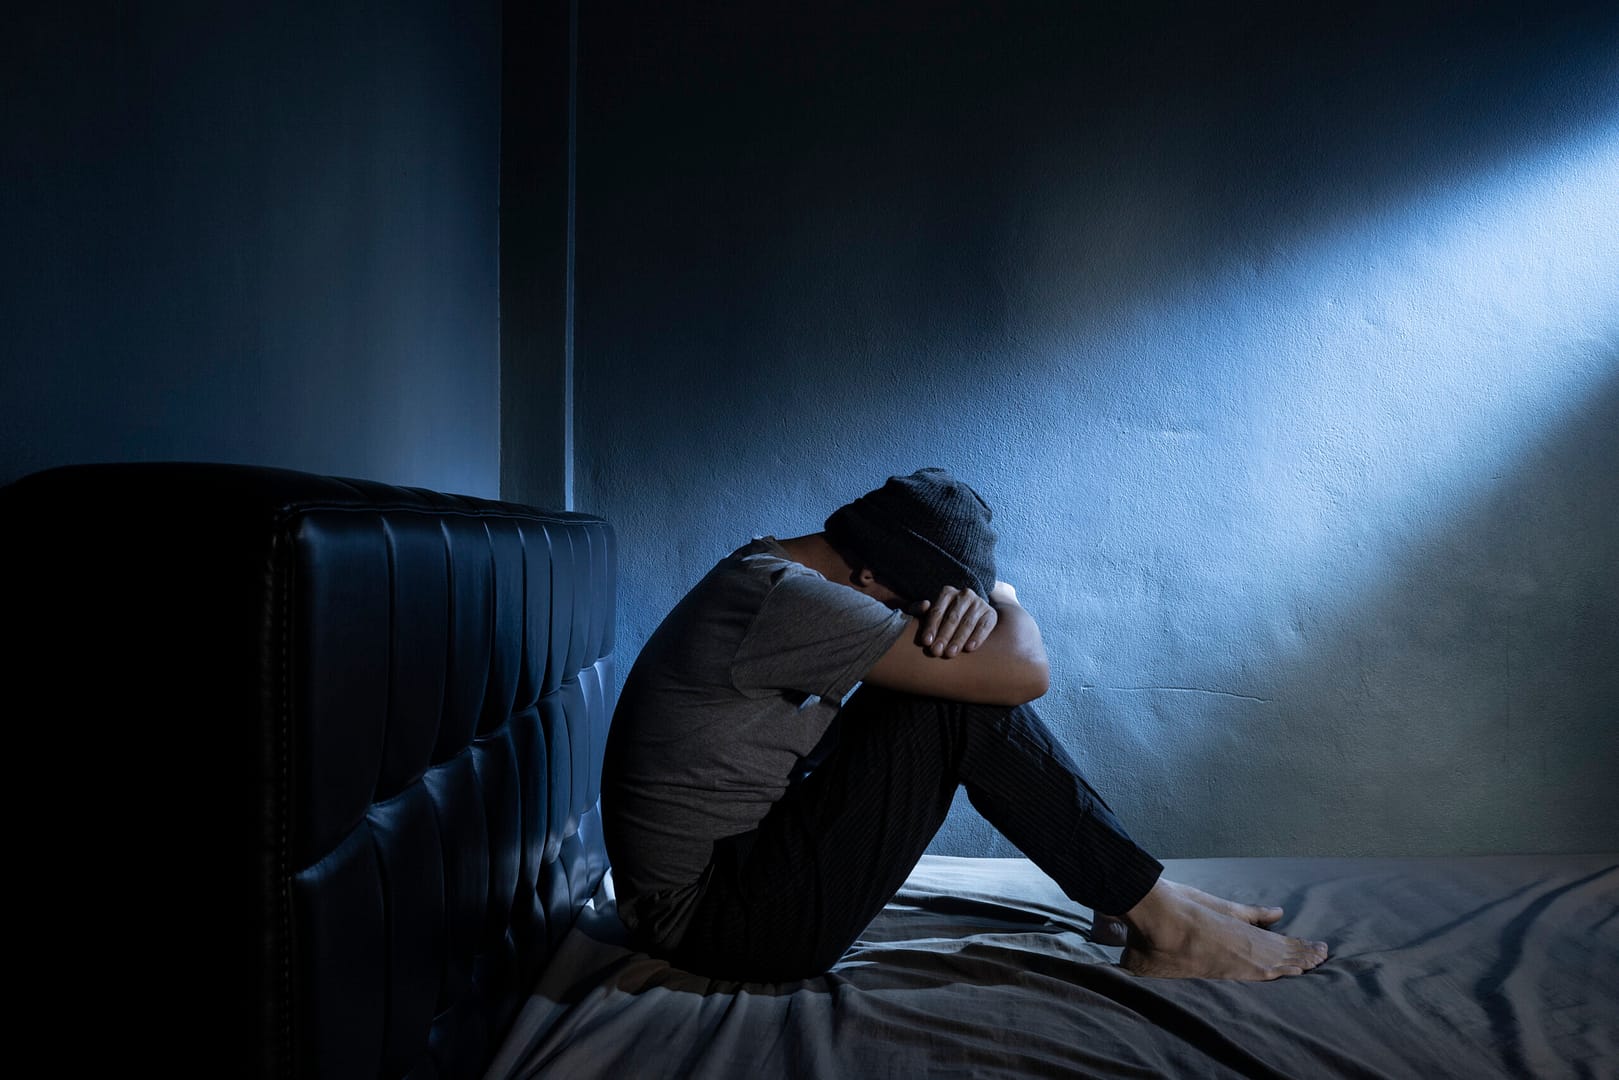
[601,537,909,947]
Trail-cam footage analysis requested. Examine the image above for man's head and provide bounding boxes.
[823,467,997,606]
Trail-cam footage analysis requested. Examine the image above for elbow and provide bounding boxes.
[1022,661,1051,704]
[995,659,1049,707]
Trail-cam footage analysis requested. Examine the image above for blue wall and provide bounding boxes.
[575,1,1619,858]
[2,2,502,496]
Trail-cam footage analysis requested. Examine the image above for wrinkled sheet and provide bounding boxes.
[485,854,1618,1079]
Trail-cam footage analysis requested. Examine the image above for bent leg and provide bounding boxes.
[949,694,1164,917]
[669,685,1161,981]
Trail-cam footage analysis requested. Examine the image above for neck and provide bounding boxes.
[776,532,856,585]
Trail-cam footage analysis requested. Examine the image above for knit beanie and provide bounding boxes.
[824,467,997,603]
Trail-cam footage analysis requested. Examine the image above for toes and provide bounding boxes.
[1181,883,1285,927]
[1235,902,1284,926]
[1287,940,1329,969]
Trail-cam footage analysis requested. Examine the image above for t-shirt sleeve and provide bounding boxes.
[730,569,909,701]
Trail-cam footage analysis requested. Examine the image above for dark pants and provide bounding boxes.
[666,685,1165,982]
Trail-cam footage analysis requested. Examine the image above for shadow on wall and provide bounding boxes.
[948,362,1619,860]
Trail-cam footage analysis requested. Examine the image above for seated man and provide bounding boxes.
[601,468,1329,982]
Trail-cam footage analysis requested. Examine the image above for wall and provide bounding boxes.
[499,0,574,511]
[574,1,1619,858]
[2,2,502,496]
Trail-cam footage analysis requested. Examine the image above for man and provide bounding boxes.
[601,467,1328,982]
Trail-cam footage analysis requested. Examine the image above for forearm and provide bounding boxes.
[868,581,1050,706]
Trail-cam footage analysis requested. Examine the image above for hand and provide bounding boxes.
[908,585,997,658]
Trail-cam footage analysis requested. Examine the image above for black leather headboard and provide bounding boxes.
[1,463,614,1079]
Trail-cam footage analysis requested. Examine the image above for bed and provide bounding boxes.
[486,853,1617,1079]
[4,463,1611,1079]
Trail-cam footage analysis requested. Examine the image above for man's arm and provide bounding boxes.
[863,582,1050,706]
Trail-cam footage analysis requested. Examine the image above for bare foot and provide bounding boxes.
[1172,880,1285,928]
[1090,880,1282,945]
[1116,879,1328,980]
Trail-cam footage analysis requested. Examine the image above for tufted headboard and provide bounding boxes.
[1,463,615,1079]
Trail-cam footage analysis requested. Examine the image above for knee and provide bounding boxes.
[845,682,1020,726]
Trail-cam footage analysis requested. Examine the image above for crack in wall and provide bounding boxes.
[1080,684,1273,703]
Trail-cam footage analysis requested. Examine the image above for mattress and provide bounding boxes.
[485,853,1617,1079]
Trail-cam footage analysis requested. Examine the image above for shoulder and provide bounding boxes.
[728,536,800,575]
[730,545,909,697]
[713,536,901,629]
[723,537,835,595]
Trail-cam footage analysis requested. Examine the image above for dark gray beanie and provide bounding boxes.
[824,467,997,603]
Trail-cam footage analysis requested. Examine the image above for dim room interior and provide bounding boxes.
[3,2,1615,1077]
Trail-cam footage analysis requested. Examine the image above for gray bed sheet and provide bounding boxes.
[485,853,1617,1079]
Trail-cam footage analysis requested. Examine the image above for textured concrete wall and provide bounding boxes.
[575,1,1619,858]
[3,3,502,496]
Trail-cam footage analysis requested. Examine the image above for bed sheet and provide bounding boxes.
[485,853,1617,1079]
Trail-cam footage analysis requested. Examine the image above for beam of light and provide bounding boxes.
[1034,118,1619,690]
[1231,121,1619,622]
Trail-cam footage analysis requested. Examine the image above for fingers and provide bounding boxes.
[919,590,952,650]
[961,604,997,653]
[929,590,969,655]
[936,597,972,656]
[920,587,961,653]
[945,602,993,656]
[920,587,993,657]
